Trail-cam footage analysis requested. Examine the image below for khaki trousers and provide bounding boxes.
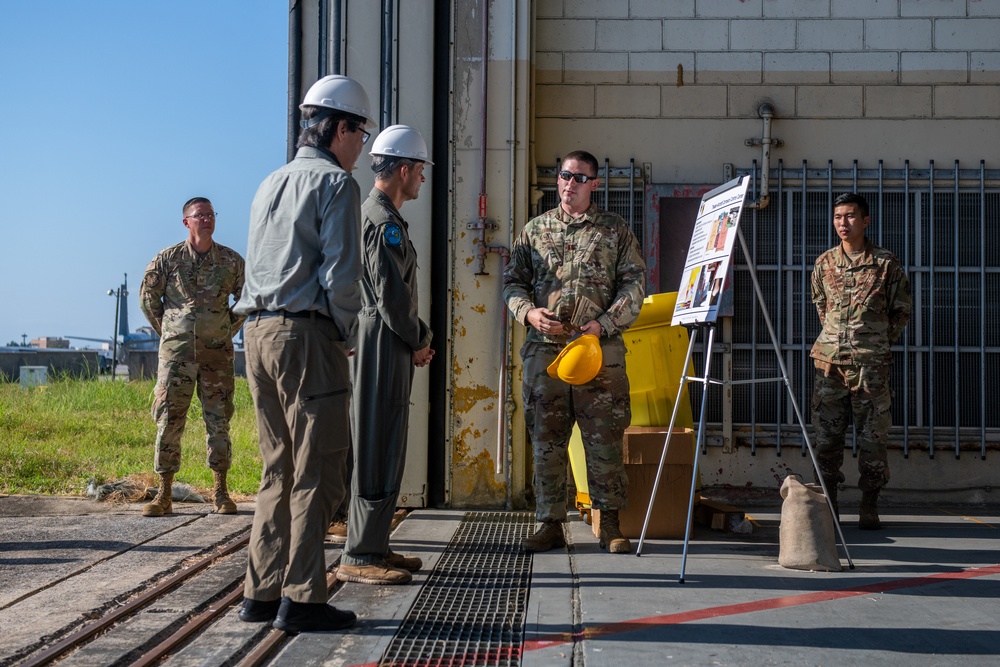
[243,314,351,603]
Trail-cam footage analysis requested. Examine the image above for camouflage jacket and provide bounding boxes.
[810,239,911,366]
[502,203,646,344]
[140,240,246,359]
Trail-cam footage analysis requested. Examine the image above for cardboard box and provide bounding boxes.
[593,427,695,539]
[622,426,695,465]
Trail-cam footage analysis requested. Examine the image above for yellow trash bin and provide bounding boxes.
[569,292,695,517]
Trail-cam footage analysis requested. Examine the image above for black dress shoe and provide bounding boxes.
[238,598,281,623]
[272,597,357,634]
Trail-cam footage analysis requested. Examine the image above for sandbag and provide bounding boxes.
[778,475,842,572]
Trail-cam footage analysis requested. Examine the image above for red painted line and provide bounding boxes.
[340,563,1000,666]
[524,562,1000,651]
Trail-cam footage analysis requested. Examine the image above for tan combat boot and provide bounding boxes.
[598,510,632,554]
[859,490,881,530]
[142,472,174,517]
[522,521,565,553]
[212,470,238,514]
[327,519,348,543]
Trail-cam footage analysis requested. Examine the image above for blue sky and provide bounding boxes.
[0,1,287,347]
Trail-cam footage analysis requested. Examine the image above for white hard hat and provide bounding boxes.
[369,124,433,164]
[300,75,376,128]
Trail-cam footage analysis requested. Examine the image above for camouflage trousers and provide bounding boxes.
[810,361,892,492]
[521,340,631,523]
[152,355,235,474]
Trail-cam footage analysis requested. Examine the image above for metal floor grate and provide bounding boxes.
[379,511,535,667]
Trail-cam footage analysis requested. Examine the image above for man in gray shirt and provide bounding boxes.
[234,74,374,634]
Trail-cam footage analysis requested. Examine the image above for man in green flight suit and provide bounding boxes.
[337,125,434,585]
[139,196,246,517]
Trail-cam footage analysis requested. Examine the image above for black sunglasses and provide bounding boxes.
[558,170,596,184]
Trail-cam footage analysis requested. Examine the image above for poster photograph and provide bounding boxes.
[671,175,751,326]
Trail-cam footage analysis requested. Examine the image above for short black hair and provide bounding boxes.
[183,197,212,215]
[833,192,870,218]
[372,155,420,181]
[561,150,599,177]
[297,107,366,150]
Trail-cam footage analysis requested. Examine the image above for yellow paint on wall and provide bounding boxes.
[452,383,497,414]
[454,449,506,505]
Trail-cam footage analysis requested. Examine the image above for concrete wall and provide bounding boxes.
[0,350,101,382]
[534,1,1000,181]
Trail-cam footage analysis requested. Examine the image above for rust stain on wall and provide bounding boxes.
[452,383,497,414]
[472,303,486,314]
[453,425,475,461]
[453,448,506,506]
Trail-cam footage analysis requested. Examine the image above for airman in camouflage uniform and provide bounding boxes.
[139,197,246,517]
[810,192,911,530]
[503,150,645,554]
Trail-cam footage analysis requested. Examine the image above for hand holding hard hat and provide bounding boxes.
[547,334,603,385]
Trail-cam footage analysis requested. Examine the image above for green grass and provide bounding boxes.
[0,376,262,498]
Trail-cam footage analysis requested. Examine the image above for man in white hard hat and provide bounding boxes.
[336,125,435,586]
[234,74,375,633]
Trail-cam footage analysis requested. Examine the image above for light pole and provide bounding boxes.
[107,276,128,378]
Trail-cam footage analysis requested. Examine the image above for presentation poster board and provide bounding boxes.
[671,176,751,326]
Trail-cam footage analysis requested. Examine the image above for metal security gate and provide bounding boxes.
[688,160,1000,460]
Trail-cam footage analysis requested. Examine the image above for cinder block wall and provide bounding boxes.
[533,0,1000,181]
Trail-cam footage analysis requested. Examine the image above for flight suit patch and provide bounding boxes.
[383,223,403,247]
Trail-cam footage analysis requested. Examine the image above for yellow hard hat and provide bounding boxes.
[547,334,603,385]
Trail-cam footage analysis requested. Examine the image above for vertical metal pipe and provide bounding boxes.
[776,160,784,453]
[111,290,120,378]
[474,0,490,275]
[380,0,395,129]
[903,160,910,458]
[800,160,809,451]
[929,159,935,459]
[287,0,302,163]
[953,160,960,459]
[628,157,635,235]
[318,0,327,77]
[603,157,610,209]
[980,161,987,460]
[331,0,342,74]
[499,0,519,494]
[877,160,884,247]
[849,164,860,455]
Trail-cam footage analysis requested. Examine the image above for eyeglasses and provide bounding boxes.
[558,170,596,184]
[185,212,217,221]
[358,127,371,145]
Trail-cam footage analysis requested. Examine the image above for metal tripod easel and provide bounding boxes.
[635,224,854,581]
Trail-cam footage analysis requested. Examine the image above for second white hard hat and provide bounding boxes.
[369,124,433,164]
[300,75,377,128]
